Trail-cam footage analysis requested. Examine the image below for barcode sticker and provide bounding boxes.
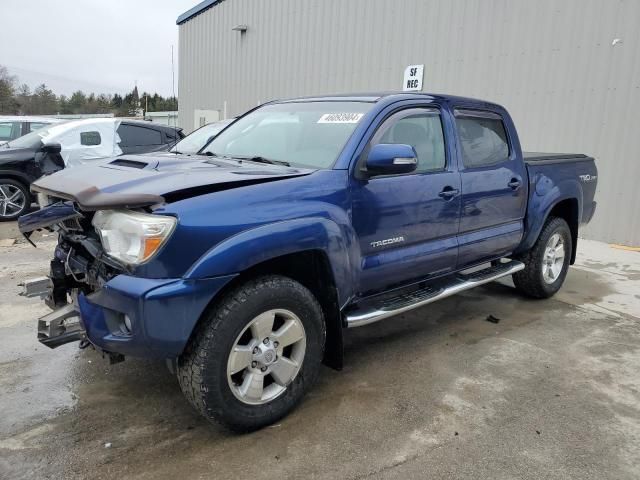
[317,113,364,124]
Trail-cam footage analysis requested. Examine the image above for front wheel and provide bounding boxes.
[177,275,325,432]
[0,179,30,221]
[513,217,572,299]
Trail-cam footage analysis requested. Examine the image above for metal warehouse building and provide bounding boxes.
[177,0,640,245]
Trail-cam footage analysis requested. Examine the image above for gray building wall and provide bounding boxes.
[178,0,640,245]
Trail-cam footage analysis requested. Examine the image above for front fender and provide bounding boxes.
[518,174,584,253]
[185,217,357,307]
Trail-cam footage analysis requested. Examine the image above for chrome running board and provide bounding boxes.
[345,260,525,328]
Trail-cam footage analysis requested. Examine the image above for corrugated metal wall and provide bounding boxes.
[178,0,640,245]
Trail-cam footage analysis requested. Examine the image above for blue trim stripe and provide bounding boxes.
[176,0,224,25]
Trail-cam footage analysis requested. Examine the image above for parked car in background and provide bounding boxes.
[0,116,64,145]
[0,118,184,220]
[169,118,234,155]
[19,92,597,431]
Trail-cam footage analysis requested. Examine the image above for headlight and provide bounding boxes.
[92,210,177,265]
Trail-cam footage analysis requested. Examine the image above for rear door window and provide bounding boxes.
[117,124,163,146]
[454,110,510,168]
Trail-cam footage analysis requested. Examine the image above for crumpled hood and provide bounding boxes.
[31,154,315,210]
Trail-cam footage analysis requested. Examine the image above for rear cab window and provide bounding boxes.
[454,109,510,168]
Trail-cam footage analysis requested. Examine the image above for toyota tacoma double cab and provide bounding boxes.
[19,92,597,431]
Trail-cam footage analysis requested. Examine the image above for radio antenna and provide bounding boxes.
[171,44,178,154]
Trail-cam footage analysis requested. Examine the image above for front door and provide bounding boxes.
[351,107,461,295]
[454,109,527,267]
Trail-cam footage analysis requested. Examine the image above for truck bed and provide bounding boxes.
[523,152,594,165]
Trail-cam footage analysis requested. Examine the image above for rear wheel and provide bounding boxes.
[177,275,325,432]
[0,179,29,221]
[513,217,572,298]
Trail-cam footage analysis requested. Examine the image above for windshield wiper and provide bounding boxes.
[235,156,290,167]
[203,153,290,167]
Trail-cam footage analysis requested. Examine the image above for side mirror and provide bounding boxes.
[365,143,418,175]
[41,143,62,155]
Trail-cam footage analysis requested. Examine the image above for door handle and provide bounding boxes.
[438,187,460,199]
[508,179,522,190]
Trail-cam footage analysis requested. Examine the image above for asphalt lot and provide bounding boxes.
[1,220,639,480]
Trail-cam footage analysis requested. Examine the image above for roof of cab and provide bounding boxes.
[274,91,503,109]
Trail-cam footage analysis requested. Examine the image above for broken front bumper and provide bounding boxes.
[76,274,237,358]
[21,277,85,348]
[25,272,237,358]
[38,304,85,348]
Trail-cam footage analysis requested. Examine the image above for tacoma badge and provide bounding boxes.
[370,236,405,248]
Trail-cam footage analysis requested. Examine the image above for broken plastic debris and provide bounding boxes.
[104,442,112,448]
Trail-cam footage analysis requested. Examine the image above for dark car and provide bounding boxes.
[0,118,184,220]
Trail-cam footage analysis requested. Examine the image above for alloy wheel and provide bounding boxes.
[227,309,306,405]
[542,233,566,284]
[0,184,26,218]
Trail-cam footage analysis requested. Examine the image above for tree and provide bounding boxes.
[126,85,141,117]
[0,66,178,117]
[29,84,58,115]
[68,90,87,113]
[96,94,112,113]
[15,83,32,114]
[111,93,123,109]
[58,94,73,114]
[0,65,17,114]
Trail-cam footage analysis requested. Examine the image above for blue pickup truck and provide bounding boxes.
[20,92,597,431]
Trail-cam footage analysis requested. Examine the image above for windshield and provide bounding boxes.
[171,120,232,154]
[202,101,373,168]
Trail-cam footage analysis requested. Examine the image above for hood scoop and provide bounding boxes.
[109,159,149,169]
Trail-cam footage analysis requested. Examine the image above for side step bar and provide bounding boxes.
[345,260,525,328]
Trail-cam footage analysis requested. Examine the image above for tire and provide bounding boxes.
[177,275,326,432]
[0,178,30,221]
[513,217,572,299]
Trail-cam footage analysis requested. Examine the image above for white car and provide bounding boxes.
[0,116,63,145]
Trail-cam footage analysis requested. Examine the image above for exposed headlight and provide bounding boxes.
[92,210,177,265]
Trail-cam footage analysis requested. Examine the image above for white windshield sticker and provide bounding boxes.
[317,113,364,124]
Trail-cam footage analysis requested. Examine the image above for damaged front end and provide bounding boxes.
[19,202,127,352]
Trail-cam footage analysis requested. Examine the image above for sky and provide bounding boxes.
[1,0,197,97]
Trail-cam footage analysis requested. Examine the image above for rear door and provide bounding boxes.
[351,105,461,294]
[117,124,164,154]
[454,109,526,267]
